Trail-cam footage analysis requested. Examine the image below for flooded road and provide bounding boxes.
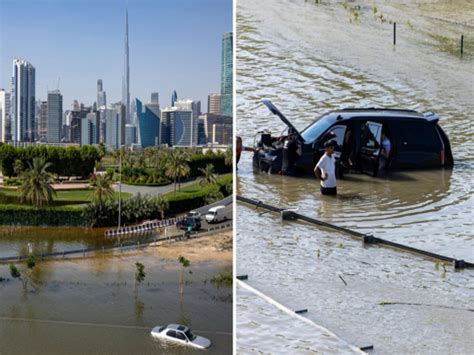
[0,250,232,354]
[236,0,473,353]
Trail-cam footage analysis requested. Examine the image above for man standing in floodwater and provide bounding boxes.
[314,140,337,195]
[236,136,254,168]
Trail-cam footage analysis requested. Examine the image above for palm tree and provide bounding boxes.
[224,147,232,167]
[165,151,190,193]
[199,163,218,187]
[18,157,56,207]
[89,174,114,205]
[153,194,169,220]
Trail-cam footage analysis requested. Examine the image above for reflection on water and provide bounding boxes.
[0,251,232,354]
[237,0,473,353]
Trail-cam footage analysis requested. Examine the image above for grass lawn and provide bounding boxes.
[0,187,131,206]
[164,174,232,197]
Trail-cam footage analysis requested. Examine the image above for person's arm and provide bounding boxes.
[243,145,255,152]
[314,159,327,181]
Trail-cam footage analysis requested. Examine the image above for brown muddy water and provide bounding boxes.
[0,250,232,354]
[236,0,473,353]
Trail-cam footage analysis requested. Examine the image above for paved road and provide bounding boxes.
[114,179,197,197]
[181,195,233,232]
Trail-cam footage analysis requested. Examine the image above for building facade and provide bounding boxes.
[200,113,233,145]
[136,98,160,148]
[11,59,36,142]
[160,106,197,147]
[81,111,100,146]
[220,32,233,116]
[105,104,125,150]
[97,79,106,108]
[38,101,48,142]
[47,90,63,143]
[207,93,221,114]
[151,92,159,105]
[0,89,11,142]
[125,123,136,146]
[171,90,177,107]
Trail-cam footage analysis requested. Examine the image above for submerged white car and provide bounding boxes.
[150,324,212,349]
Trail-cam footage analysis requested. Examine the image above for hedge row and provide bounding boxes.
[166,175,232,214]
[0,205,85,226]
[0,144,101,178]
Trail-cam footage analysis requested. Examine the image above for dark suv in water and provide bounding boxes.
[253,100,453,177]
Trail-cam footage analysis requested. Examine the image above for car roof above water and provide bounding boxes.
[166,324,189,332]
[323,108,437,122]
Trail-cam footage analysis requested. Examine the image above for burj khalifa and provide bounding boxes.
[122,4,130,124]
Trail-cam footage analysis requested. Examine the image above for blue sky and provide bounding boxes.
[0,0,232,111]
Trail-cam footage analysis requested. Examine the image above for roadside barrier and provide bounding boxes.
[237,195,472,270]
[104,216,186,236]
[0,222,233,264]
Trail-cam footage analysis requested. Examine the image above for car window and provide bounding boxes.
[158,326,166,333]
[362,122,382,148]
[176,332,186,340]
[185,329,197,341]
[328,125,347,149]
[394,121,441,151]
[166,330,177,338]
[301,116,335,143]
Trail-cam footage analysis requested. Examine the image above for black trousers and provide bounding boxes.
[320,186,337,195]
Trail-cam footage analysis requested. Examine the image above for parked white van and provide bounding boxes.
[205,205,227,223]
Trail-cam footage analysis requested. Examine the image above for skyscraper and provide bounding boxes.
[207,93,221,114]
[136,98,160,148]
[11,59,36,142]
[0,89,11,142]
[105,104,125,150]
[160,106,197,147]
[171,90,178,107]
[81,111,100,146]
[220,32,233,117]
[151,92,159,105]
[38,101,48,142]
[47,90,63,143]
[122,5,130,124]
[97,79,106,108]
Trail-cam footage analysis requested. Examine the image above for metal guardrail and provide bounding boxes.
[237,195,472,270]
[0,222,233,264]
[104,216,186,236]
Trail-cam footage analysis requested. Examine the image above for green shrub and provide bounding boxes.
[4,177,20,186]
[0,205,84,226]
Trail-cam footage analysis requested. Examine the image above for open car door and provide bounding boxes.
[261,99,304,143]
[358,121,382,176]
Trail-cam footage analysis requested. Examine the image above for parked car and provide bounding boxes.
[253,99,453,177]
[176,216,201,231]
[205,205,227,223]
[151,324,211,349]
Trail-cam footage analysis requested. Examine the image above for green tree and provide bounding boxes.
[153,194,169,220]
[88,174,114,205]
[165,151,191,193]
[224,147,233,167]
[18,157,56,207]
[13,159,24,176]
[198,163,218,187]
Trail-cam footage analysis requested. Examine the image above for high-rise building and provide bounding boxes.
[97,79,106,108]
[200,113,233,145]
[105,104,125,150]
[122,5,130,124]
[38,101,48,142]
[11,59,36,142]
[47,90,63,143]
[207,93,221,114]
[171,90,178,107]
[125,124,136,146]
[220,32,233,117]
[136,98,160,148]
[151,92,159,105]
[175,99,201,120]
[160,106,197,147]
[0,89,11,142]
[81,111,100,146]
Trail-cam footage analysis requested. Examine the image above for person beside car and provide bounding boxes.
[282,128,302,175]
[236,136,255,167]
[315,140,338,195]
[379,130,392,171]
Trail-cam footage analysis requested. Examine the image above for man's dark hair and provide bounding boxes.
[324,140,337,149]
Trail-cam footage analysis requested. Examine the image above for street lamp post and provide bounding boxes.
[118,147,122,228]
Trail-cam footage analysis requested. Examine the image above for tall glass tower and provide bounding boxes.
[220,32,233,117]
[11,59,36,142]
[171,90,178,107]
[122,5,130,124]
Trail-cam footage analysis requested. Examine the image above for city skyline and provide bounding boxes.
[0,0,232,110]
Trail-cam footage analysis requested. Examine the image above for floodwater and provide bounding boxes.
[236,0,473,353]
[0,250,232,354]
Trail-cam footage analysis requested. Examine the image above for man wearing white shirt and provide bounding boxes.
[314,140,337,196]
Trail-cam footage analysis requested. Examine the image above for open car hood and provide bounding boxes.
[261,99,304,143]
